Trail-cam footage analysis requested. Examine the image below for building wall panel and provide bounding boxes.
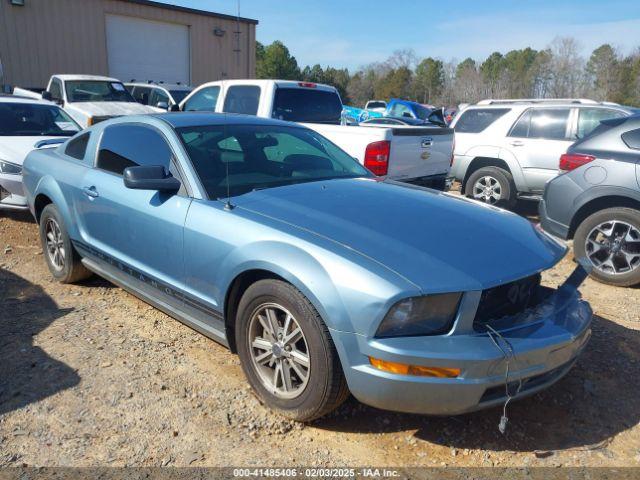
[0,0,256,89]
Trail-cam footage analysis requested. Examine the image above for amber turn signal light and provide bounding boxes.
[369,357,460,378]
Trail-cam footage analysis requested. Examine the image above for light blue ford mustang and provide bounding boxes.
[22,113,592,421]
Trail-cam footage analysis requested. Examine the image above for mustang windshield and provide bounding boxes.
[0,103,80,136]
[177,124,372,199]
[65,81,136,103]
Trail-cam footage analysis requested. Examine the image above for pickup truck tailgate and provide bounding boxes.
[386,127,454,180]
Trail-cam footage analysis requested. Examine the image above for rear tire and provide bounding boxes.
[236,279,349,421]
[39,204,92,284]
[465,166,517,209]
[573,207,640,287]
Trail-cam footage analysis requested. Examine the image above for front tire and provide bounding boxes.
[39,204,92,283]
[574,207,640,287]
[236,279,349,421]
[465,166,517,209]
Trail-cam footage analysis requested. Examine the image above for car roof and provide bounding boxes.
[157,112,306,129]
[54,74,121,82]
[194,79,338,93]
[390,98,422,106]
[0,95,54,105]
[126,82,192,90]
[465,100,634,111]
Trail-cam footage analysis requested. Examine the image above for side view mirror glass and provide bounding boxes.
[156,101,169,110]
[123,165,181,192]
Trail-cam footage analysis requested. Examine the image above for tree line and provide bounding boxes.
[256,38,640,108]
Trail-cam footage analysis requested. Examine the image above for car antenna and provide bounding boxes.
[223,23,234,212]
[223,0,243,211]
[224,148,233,210]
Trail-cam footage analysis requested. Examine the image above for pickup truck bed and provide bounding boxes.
[304,122,453,187]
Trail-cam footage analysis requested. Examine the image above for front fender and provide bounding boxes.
[220,242,344,329]
[218,239,415,335]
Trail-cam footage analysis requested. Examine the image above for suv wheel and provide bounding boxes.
[465,166,517,209]
[39,204,92,283]
[236,279,349,421]
[574,207,640,287]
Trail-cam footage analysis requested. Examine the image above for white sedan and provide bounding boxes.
[0,95,80,210]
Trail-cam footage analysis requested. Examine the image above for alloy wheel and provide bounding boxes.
[586,220,640,275]
[248,303,310,399]
[472,175,502,204]
[45,218,66,271]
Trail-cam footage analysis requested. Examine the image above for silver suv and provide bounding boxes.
[449,99,637,208]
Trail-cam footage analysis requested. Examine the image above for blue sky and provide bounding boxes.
[156,0,640,70]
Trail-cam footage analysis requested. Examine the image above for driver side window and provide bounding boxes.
[97,124,174,176]
[183,86,220,112]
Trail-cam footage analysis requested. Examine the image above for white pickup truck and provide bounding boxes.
[178,79,454,188]
[15,75,156,127]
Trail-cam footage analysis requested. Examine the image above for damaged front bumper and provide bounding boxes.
[331,264,592,415]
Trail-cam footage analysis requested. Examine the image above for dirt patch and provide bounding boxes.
[0,210,639,467]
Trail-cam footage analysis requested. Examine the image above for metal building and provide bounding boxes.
[0,0,258,89]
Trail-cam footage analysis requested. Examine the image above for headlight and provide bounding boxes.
[0,160,22,175]
[375,293,462,338]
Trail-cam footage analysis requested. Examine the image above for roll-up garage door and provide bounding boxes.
[105,14,190,84]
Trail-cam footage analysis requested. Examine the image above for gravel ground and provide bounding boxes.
[0,206,639,468]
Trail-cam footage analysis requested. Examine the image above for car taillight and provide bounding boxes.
[364,140,390,176]
[559,153,596,172]
[298,82,317,88]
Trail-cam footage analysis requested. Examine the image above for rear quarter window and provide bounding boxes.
[621,128,640,150]
[454,108,510,133]
[65,132,90,160]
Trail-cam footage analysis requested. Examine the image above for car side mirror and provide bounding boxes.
[123,165,181,192]
[169,104,181,112]
[156,101,169,110]
[402,112,412,118]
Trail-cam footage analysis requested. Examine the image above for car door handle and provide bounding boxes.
[82,186,99,198]
[510,140,525,147]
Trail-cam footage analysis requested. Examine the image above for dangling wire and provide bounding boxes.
[485,324,522,434]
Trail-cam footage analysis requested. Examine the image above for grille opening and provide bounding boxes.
[473,273,552,330]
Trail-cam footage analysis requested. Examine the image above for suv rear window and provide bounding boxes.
[454,108,510,133]
[272,88,342,124]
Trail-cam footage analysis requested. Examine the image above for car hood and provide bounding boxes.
[0,136,66,165]
[234,178,566,293]
[66,102,157,117]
